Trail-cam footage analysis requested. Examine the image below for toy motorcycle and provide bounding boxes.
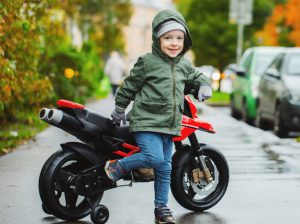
[38,94,229,224]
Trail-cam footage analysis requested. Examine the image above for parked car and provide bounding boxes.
[256,47,300,137]
[220,63,237,93]
[195,65,221,91]
[230,47,285,123]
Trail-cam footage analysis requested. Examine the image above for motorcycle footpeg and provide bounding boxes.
[122,171,155,182]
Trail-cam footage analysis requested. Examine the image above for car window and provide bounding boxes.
[268,53,285,72]
[242,52,253,72]
[286,54,300,75]
[255,53,280,75]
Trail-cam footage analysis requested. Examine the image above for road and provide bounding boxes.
[1,95,300,224]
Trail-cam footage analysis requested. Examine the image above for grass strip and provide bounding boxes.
[0,111,47,155]
[206,91,230,106]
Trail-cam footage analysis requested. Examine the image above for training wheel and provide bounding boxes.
[90,204,109,224]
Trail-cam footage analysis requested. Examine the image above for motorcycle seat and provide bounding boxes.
[111,126,136,145]
[86,110,114,130]
[85,110,136,145]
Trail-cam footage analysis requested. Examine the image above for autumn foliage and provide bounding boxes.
[285,0,300,46]
[256,0,300,46]
[0,0,132,125]
[0,1,54,123]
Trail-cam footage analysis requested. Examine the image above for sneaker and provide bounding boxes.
[154,207,175,224]
[104,160,125,182]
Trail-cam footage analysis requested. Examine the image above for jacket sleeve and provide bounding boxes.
[185,62,211,90]
[115,57,145,109]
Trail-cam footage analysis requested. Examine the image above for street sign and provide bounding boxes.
[229,0,253,25]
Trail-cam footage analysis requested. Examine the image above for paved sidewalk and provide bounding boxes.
[0,96,116,224]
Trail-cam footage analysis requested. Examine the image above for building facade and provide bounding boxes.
[123,0,174,72]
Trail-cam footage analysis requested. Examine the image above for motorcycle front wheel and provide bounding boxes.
[171,146,229,212]
[39,149,103,221]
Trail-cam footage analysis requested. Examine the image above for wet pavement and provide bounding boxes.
[1,95,300,224]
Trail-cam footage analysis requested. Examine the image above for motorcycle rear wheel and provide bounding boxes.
[39,149,103,221]
[171,146,229,212]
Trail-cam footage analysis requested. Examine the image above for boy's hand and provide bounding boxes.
[111,106,126,125]
[198,84,212,101]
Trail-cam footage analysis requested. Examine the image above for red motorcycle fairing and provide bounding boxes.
[173,95,215,142]
[185,95,198,118]
[57,99,85,110]
[113,143,141,157]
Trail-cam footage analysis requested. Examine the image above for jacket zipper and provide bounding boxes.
[170,62,176,129]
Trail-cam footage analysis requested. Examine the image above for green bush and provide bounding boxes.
[39,41,104,103]
[0,0,130,154]
[0,0,54,123]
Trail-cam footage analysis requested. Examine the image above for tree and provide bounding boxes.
[285,0,300,46]
[0,1,54,122]
[176,0,274,69]
[257,0,300,46]
[0,0,133,123]
[55,0,133,56]
[255,4,288,46]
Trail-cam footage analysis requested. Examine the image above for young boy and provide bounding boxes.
[105,9,212,224]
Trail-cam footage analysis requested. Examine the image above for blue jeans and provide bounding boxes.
[118,132,173,208]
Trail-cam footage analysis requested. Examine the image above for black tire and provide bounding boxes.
[171,146,229,212]
[255,103,270,130]
[230,95,240,119]
[241,101,250,123]
[39,149,103,221]
[274,107,288,138]
[42,203,52,215]
[90,204,109,224]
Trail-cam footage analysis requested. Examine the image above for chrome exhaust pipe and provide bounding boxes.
[39,108,51,122]
[47,109,82,129]
[47,109,63,125]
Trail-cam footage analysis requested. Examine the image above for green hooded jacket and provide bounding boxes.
[115,9,211,136]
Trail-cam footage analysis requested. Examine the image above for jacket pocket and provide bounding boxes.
[141,101,168,114]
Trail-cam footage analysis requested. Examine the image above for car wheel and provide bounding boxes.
[241,101,253,124]
[230,95,240,119]
[255,103,270,130]
[274,107,288,138]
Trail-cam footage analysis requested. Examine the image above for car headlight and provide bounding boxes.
[212,71,221,81]
[289,91,300,103]
[251,82,259,98]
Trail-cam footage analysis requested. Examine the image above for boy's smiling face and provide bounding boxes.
[159,30,184,58]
